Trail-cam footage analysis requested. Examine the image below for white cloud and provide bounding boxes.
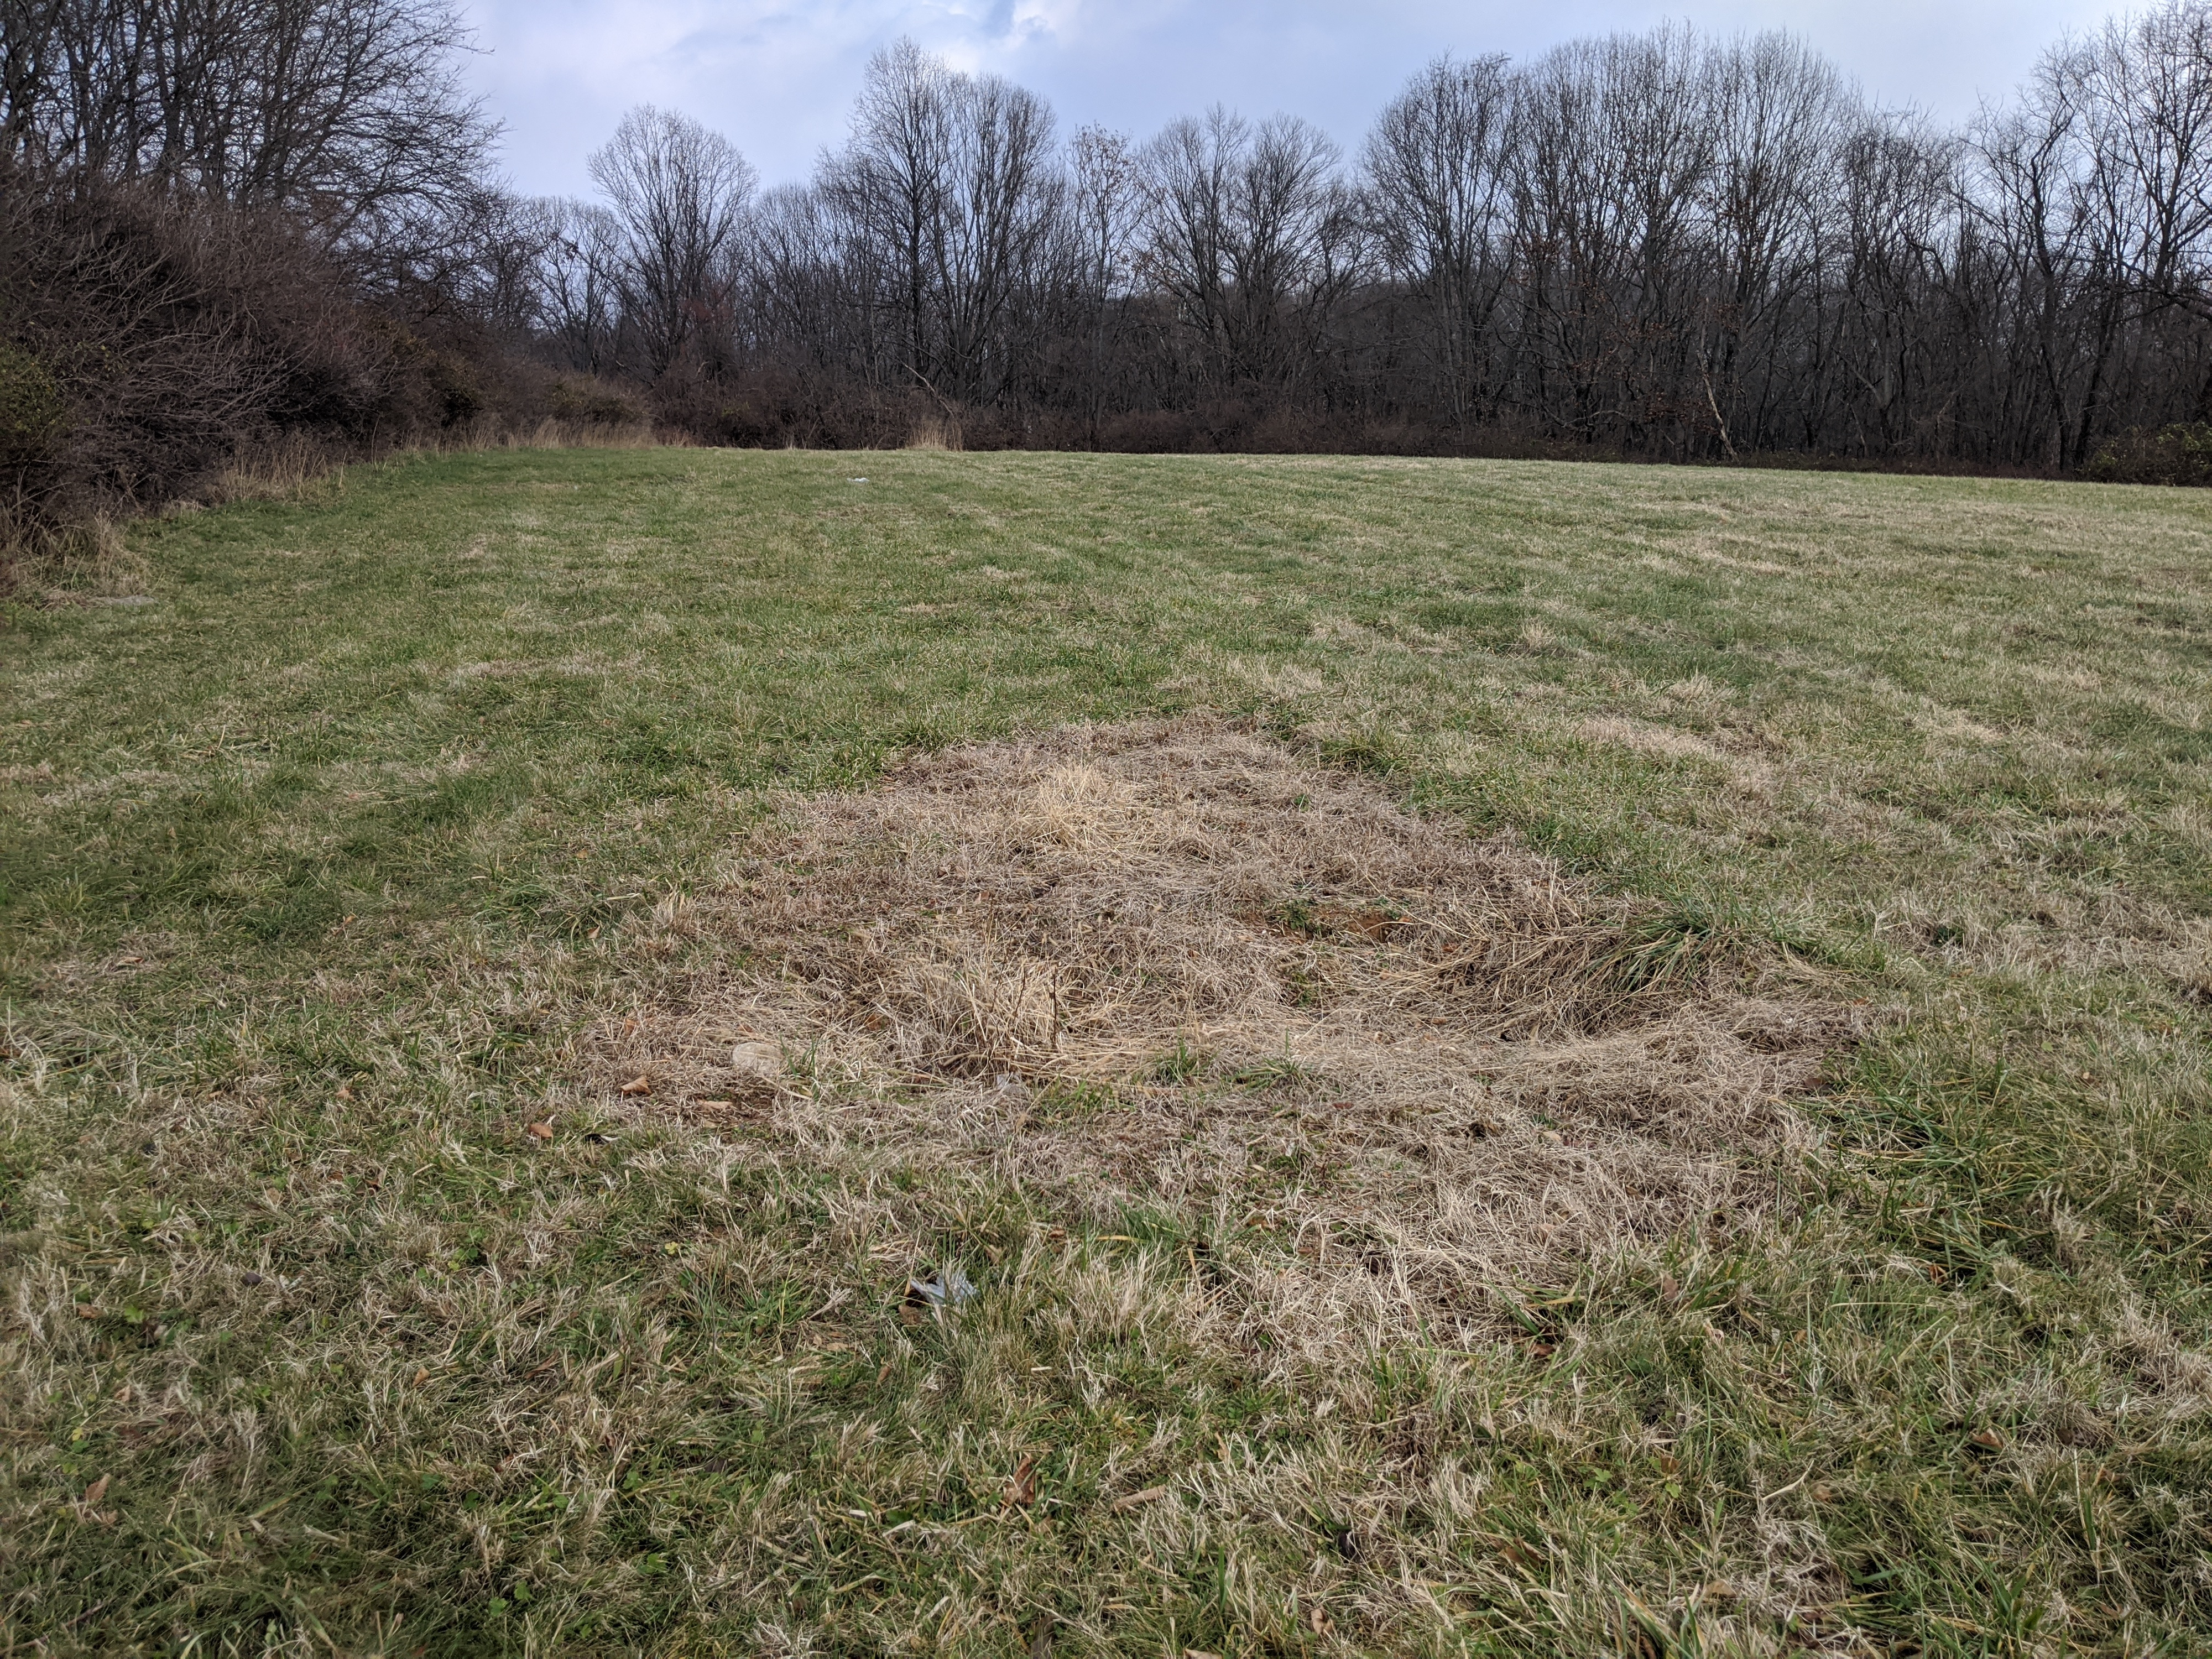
[465,0,2121,198]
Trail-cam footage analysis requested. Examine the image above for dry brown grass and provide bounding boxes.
[471,415,677,451]
[209,416,671,497]
[601,720,1860,1349]
[8,511,144,601]
[202,430,338,505]
[904,417,964,451]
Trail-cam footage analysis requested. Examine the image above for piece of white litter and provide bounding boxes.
[905,1269,977,1310]
[849,477,868,483]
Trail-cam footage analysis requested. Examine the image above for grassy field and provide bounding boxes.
[2,447,2209,1657]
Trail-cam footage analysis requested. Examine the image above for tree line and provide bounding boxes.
[542,10,2212,468]
[8,0,2212,506]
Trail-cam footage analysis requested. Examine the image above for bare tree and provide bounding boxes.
[536,198,625,373]
[819,39,951,397]
[2072,0,2212,319]
[1699,33,1855,453]
[492,11,2212,470]
[589,104,755,378]
[1142,106,1361,393]
[743,183,849,373]
[1828,108,1959,454]
[1366,55,1516,427]
[1068,124,1140,442]
[1,0,497,254]
[819,39,1060,408]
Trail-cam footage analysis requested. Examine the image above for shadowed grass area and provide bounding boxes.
[2,447,2209,1655]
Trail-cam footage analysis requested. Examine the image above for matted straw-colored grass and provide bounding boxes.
[604,720,1857,1337]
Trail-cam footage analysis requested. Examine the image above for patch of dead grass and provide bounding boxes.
[602,720,1861,1337]
[1577,716,1779,801]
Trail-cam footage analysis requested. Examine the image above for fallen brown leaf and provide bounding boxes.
[82,1475,108,1507]
[1971,1427,2007,1451]
[525,1121,554,1140]
[336,1084,355,1102]
[412,1367,429,1387]
[619,1076,651,1097]
[1111,1485,1168,1514]
[1004,1454,1039,1507]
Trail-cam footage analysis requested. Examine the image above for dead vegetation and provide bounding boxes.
[603,720,1861,1340]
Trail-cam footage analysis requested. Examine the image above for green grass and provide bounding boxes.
[3,447,2209,1656]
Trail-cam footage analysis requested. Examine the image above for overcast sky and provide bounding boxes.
[461,0,2126,200]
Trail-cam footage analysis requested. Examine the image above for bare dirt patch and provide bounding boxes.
[602,719,1859,1322]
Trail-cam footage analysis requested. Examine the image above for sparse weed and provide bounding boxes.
[1146,1036,1215,1084]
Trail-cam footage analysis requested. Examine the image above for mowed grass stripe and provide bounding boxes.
[1,448,2208,1655]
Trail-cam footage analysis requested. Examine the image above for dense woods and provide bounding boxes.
[11,0,2212,559]
[690,10,2212,469]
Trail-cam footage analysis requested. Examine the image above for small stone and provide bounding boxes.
[731,1041,782,1077]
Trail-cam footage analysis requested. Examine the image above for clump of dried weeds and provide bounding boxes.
[602,719,1860,1340]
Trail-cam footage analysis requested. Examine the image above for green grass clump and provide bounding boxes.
[3,447,2210,1655]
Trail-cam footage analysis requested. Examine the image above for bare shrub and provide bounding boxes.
[0,166,385,517]
[546,377,646,428]
[2085,422,2212,485]
[0,158,663,587]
